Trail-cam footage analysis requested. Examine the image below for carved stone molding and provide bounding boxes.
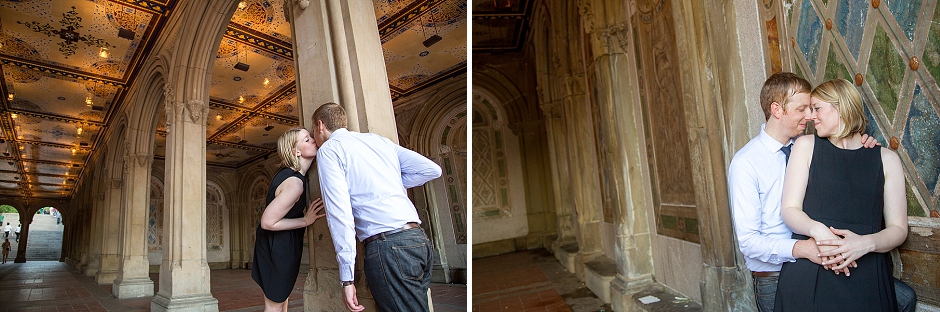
[185,99,208,124]
[578,1,595,33]
[594,23,631,54]
[124,153,154,168]
[111,179,123,189]
[163,85,177,130]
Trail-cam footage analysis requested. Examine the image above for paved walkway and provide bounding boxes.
[473,249,609,312]
[0,213,467,311]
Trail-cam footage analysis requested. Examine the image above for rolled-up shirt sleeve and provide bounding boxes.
[394,143,442,188]
[317,142,357,282]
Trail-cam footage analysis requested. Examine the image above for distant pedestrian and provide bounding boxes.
[14,224,20,242]
[1,238,10,263]
[3,222,10,239]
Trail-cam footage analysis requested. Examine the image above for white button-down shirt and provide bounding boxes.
[317,128,442,282]
[728,125,797,272]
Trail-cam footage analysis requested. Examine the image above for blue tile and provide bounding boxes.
[836,0,868,60]
[886,0,922,42]
[902,84,940,195]
[798,0,824,73]
[865,104,886,146]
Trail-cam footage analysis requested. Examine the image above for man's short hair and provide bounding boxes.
[760,72,812,120]
[312,102,348,131]
[811,79,867,139]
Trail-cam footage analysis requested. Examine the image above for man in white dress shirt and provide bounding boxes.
[311,102,442,312]
[729,72,916,311]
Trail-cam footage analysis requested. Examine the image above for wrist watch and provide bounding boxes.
[341,281,353,287]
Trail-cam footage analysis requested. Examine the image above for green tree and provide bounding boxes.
[0,205,16,213]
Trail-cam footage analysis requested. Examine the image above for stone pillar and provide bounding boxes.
[113,151,155,298]
[13,213,31,263]
[151,86,218,311]
[580,17,659,310]
[562,75,603,271]
[96,178,123,284]
[288,0,397,310]
[541,102,576,242]
[85,191,105,276]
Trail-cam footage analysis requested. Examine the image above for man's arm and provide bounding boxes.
[395,143,442,188]
[728,158,799,264]
[317,144,357,283]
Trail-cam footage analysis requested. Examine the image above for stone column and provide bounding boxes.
[288,0,397,310]
[113,151,155,298]
[13,213,32,263]
[151,86,217,311]
[85,190,105,276]
[97,178,123,284]
[541,102,577,242]
[562,75,603,275]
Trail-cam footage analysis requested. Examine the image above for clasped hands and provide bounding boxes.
[813,226,875,276]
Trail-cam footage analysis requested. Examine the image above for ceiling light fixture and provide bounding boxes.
[99,47,109,58]
[7,93,12,101]
[422,7,443,48]
[216,113,222,121]
[86,97,93,106]
[238,1,247,9]
[76,126,83,135]
[234,44,250,71]
[263,78,270,86]
[10,113,16,119]
[238,96,245,103]
[71,148,76,155]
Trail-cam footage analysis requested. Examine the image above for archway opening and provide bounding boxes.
[1,204,22,263]
[27,207,64,261]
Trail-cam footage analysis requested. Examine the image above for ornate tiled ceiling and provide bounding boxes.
[0,0,467,200]
[471,0,532,52]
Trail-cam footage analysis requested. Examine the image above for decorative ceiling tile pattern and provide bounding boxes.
[786,0,940,216]
[0,0,467,200]
[470,0,532,53]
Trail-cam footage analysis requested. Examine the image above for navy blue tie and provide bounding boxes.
[781,144,792,165]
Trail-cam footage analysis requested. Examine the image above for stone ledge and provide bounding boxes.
[631,283,702,311]
[583,256,617,303]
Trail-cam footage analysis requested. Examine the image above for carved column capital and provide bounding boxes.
[185,99,208,124]
[124,153,153,168]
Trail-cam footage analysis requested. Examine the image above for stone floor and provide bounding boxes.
[0,261,466,311]
[0,213,467,311]
[472,249,610,312]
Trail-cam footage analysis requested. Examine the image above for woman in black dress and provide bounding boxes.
[252,127,325,311]
[775,79,908,311]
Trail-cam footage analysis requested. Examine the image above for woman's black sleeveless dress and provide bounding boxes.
[774,135,897,311]
[251,168,308,302]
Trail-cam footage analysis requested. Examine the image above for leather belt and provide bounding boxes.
[751,271,780,277]
[363,222,420,244]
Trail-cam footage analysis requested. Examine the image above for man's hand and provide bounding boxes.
[792,238,823,265]
[861,134,882,149]
[304,198,326,226]
[817,227,874,271]
[343,284,365,312]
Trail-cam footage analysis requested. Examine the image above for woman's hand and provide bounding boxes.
[816,227,873,271]
[304,198,326,226]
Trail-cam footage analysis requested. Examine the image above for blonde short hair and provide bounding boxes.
[811,79,867,139]
[277,127,305,172]
[760,72,812,120]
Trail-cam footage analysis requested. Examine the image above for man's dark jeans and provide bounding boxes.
[363,227,433,312]
[753,275,778,312]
